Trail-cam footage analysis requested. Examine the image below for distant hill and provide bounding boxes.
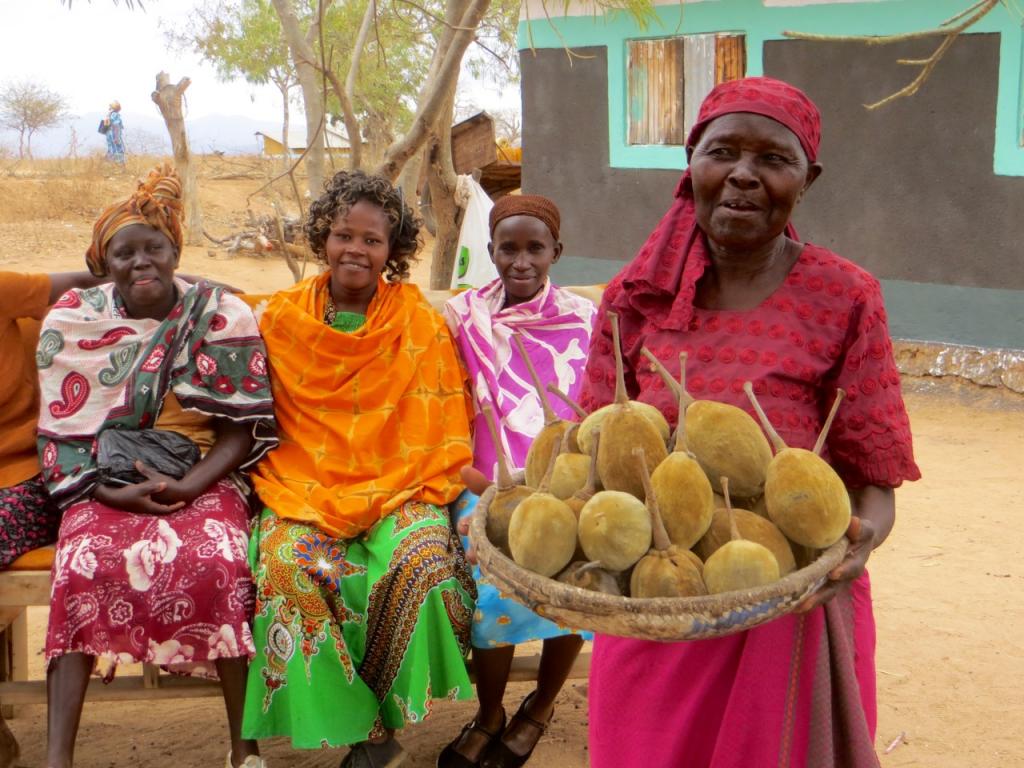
[0,111,286,157]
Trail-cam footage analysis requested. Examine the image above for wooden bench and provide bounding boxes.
[0,547,590,711]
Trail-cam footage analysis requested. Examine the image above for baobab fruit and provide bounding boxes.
[748,495,769,520]
[595,311,668,498]
[744,383,851,549]
[640,347,772,498]
[680,548,704,576]
[515,335,573,489]
[686,400,773,498]
[566,430,602,562]
[481,405,534,553]
[703,478,781,594]
[649,352,715,549]
[557,561,622,596]
[549,430,590,500]
[578,490,652,572]
[630,449,707,599]
[577,401,670,456]
[694,506,796,576]
[546,383,586,453]
[508,438,578,577]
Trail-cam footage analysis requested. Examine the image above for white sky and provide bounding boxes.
[1,0,286,121]
[0,0,517,123]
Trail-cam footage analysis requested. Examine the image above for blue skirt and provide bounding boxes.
[455,489,593,648]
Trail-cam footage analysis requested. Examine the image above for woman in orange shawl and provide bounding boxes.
[241,171,476,765]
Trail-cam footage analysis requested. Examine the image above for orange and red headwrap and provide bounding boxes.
[85,163,184,276]
[489,194,561,241]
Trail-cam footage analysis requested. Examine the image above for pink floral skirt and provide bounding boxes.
[45,479,256,679]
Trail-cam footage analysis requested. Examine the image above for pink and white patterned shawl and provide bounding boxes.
[444,277,596,479]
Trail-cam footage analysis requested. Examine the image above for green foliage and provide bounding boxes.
[167,0,297,92]
[465,0,520,85]
[320,0,434,132]
[176,0,523,143]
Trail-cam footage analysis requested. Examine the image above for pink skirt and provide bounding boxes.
[588,572,879,768]
[45,479,256,679]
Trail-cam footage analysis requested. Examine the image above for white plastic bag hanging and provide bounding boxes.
[451,175,499,290]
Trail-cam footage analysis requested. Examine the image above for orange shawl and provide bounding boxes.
[251,273,473,538]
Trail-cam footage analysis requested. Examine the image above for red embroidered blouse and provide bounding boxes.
[578,244,921,489]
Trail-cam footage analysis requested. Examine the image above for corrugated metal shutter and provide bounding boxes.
[627,33,746,146]
[683,34,717,139]
[628,38,684,145]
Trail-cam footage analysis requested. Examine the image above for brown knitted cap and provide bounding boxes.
[488,194,560,240]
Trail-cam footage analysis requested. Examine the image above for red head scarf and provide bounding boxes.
[85,163,184,277]
[607,76,822,332]
[686,76,820,162]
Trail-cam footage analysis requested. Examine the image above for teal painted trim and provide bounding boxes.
[880,279,1024,350]
[551,255,628,286]
[519,0,1024,176]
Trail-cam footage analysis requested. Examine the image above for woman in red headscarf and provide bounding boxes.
[579,77,920,767]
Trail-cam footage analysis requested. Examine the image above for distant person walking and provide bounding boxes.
[102,100,125,165]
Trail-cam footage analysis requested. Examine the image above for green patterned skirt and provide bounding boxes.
[242,502,477,748]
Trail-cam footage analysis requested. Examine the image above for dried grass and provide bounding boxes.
[0,153,294,225]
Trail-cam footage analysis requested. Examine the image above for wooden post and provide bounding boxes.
[151,72,204,246]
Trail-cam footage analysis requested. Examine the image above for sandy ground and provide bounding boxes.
[2,165,1022,766]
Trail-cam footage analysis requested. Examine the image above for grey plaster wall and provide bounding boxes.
[767,34,1024,292]
[521,46,680,282]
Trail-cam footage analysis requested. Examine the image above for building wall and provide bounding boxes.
[520,5,1024,349]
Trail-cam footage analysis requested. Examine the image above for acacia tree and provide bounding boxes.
[0,81,69,159]
[168,0,299,168]
[266,0,515,285]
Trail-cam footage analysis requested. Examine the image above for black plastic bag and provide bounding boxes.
[98,119,109,135]
[97,429,200,486]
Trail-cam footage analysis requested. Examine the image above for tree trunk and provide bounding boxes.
[425,82,463,290]
[151,72,203,246]
[397,147,423,218]
[375,0,491,182]
[341,0,376,169]
[271,0,327,198]
[25,130,33,160]
[279,81,291,173]
[319,65,362,171]
[17,129,25,159]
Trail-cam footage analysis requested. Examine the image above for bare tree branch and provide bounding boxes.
[376,0,492,181]
[782,0,1000,110]
[272,0,328,194]
[472,37,516,72]
[392,0,478,31]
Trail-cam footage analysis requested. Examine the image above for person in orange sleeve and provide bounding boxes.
[0,270,107,567]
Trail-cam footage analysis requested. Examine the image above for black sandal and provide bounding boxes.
[436,709,507,768]
[479,692,553,768]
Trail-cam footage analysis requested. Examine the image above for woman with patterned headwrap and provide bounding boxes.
[38,164,277,768]
[579,77,920,767]
[240,170,476,767]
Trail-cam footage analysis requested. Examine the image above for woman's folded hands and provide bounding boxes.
[92,460,197,515]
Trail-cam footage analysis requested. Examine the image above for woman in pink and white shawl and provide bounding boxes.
[440,195,596,768]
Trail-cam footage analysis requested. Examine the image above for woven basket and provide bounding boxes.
[469,484,848,642]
